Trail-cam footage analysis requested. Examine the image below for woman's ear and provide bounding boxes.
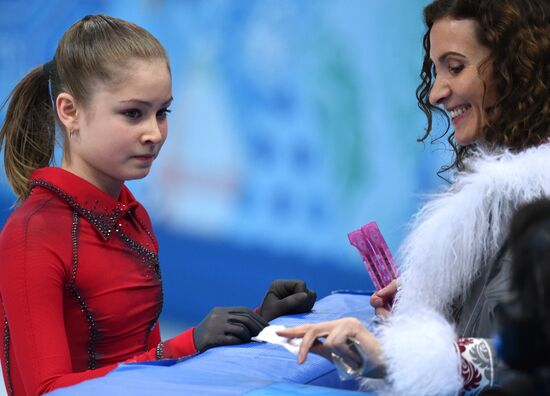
[56,92,80,132]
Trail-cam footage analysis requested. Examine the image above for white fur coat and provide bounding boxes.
[372,143,550,396]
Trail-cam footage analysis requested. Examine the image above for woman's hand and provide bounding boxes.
[276,318,385,377]
[370,279,398,318]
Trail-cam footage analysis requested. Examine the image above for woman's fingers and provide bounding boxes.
[377,279,398,298]
[279,318,385,377]
[277,324,324,364]
[370,294,385,308]
[324,326,362,369]
[279,318,366,364]
[276,324,311,339]
[370,279,398,317]
[297,324,331,363]
[278,321,339,364]
[278,326,333,363]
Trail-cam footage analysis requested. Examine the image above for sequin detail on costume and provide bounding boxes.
[115,219,163,348]
[3,311,14,396]
[29,180,122,240]
[115,228,161,279]
[30,179,164,360]
[68,211,100,370]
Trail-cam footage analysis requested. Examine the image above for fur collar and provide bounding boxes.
[371,143,550,396]
[394,143,550,315]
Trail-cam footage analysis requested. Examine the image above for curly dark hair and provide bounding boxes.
[416,0,550,174]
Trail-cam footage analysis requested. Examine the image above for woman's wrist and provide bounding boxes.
[329,321,386,379]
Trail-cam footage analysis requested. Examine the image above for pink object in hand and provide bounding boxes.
[348,221,400,291]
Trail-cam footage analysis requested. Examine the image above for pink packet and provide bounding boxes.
[348,230,385,290]
[362,222,400,283]
[348,221,400,291]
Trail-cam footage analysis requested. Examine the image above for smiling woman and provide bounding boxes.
[278,0,550,394]
[428,17,495,146]
[417,0,550,173]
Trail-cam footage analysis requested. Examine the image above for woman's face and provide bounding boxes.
[63,58,172,197]
[429,17,496,146]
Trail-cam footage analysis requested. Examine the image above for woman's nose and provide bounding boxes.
[142,119,164,144]
[429,75,451,106]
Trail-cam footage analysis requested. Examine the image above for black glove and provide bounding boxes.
[258,279,317,322]
[193,306,268,353]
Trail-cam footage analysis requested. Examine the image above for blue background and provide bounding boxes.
[0,0,446,343]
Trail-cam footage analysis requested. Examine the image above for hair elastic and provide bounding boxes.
[43,59,57,109]
[43,59,56,79]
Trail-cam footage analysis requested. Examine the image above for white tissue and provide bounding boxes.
[252,325,302,354]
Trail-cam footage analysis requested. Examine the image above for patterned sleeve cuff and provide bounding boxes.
[455,338,495,395]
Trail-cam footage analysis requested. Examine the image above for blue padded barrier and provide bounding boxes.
[50,293,376,395]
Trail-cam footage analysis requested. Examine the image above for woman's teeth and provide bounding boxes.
[449,105,470,120]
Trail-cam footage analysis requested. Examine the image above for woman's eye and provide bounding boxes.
[124,109,142,119]
[157,108,171,120]
[448,64,464,74]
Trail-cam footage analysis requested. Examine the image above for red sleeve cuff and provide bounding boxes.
[162,327,197,358]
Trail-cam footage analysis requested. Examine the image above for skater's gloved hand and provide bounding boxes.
[194,306,268,352]
[259,279,317,322]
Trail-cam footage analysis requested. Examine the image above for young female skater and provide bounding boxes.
[279,0,550,394]
[0,15,315,396]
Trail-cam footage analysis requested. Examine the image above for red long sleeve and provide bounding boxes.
[0,168,197,396]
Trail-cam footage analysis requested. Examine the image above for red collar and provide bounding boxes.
[29,167,139,240]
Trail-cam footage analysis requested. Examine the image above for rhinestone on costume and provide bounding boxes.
[29,180,122,240]
[115,220,164,342]
[156,341,164,360]
[68,211,100,370]
[3,312,14,396]
[29,179,164,364]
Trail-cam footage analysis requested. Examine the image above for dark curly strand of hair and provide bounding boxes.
[417,0,550,175]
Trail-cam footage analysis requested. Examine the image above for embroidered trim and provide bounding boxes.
[67,211,100,370]
[456,338,494,395]
[155,341,164,360]
[3,311,14,396]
